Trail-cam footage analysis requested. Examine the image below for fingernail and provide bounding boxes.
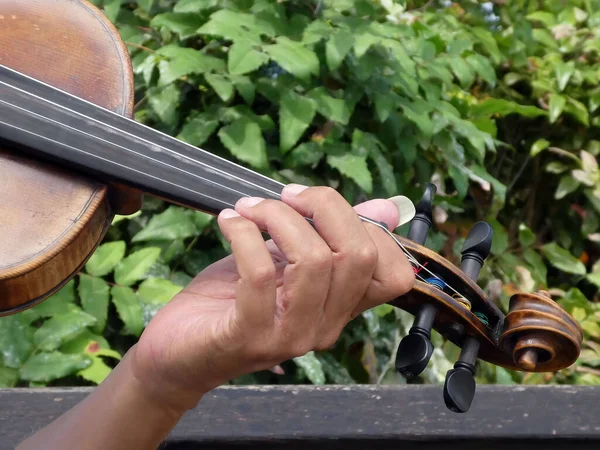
[219,209,240,219]
[388,196,416,229]
[269,365,285,375]
[283,184,309,197]
[236,197,265,208]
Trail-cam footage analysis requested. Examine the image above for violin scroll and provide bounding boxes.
[500,290,583,372]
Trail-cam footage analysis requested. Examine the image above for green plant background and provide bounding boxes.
[2,0,600,389]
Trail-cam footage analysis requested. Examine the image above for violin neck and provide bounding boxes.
[0,65,284,215]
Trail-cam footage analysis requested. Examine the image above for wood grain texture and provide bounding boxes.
[390,236,582,373]
[0,0,134,313]
[1,386,599,449]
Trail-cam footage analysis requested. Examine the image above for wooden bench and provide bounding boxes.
[2,385,599,449]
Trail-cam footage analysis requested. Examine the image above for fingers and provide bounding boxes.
[280,185,380,346]
[351,224,415,317]
[217,209,278,327]
[234,197,333,345]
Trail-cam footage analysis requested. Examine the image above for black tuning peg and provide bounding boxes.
[460,221,494,281]
[395,184,438,379]
[406,183,436,244]
[395,303,436,378]
[443,337,479,413]
[443,221,494,413]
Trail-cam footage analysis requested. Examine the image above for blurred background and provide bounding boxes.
[3,0,599,390]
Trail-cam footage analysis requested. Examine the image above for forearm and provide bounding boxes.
[17,346,193,450]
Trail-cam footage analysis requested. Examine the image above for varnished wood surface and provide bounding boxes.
[1,386,600,449]
[0,0,135,313]
[390,237,582,373]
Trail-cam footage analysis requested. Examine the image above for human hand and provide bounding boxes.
[129,185,415,413]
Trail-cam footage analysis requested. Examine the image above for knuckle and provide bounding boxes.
[308,246,333,270]
[355,243,378,267]
[287,339,315,359]
[315,186,342,203]
[392,258,415,294]
[315,332,340,351]
[247,264,277,288]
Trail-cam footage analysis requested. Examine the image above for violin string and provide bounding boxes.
[0,96,263,204]
[0,66,286,198]
[0,119,240,211]
[0,82,283,203]
[0,70,473,305]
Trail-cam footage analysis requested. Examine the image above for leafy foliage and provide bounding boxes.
[3,0,600,388]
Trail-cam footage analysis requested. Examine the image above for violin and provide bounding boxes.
[0,0,583,413]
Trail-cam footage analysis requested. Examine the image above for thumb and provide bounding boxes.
[353,196,415,231]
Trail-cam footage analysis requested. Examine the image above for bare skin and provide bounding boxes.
[17,184,415,450]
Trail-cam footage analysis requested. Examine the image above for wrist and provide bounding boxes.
[125,344,208,416]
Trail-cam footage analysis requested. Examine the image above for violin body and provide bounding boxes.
[0,0,137,313]
[0,0,583,413]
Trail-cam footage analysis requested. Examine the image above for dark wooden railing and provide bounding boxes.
[2,385,599,449]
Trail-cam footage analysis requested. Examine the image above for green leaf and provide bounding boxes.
[307,87,352,125]
[133,207,198,243]
[471,98,547,118]
[155,45,224,86]
[590,92,600,113]
[78,275,110,334]
[103,0,121,22]
[150,13,205,39]
[77,355,113,385]
[29,280,78,319]
[524,248,547,284]
[0,367,18,388]
[541,242,586,275]
[198,9,275,44]
[148,84,180,127]
[555,61,575,92]
[488,219,509,255]
[205,73,234,102]
[466,54,496,87]
[0,316,34,368]
[564,97,590,126]
[174,0,217,13]
[114,247,162,287]
[326,29,354,71]
[518,224,536,247]
[218,117,268,169]
[532,29,559,49]
[374,93,395,123]
[177,113,219,147]
[227,40,269,75]
[264,37,319,81]
[587,273,600,288]
[34,310,97,352]
[495,367,516,385]
[293,351,325,385]
[327,153,372,193]
[353,31,380,58]
[137,0,154,12]
[448,57,475,88]
[555,175,580,199]
[60,329,110,354]
[138,278,183,305]
[279,92,316,153]
[230,75,255,105]
[111,286,144,337]
[315,353,355,384]
[20,352,91,383]
[531,138,550,157]
[85,241,126,277]
[549,94,566,123]
[526,11,556,27]
[369,144,397,197]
